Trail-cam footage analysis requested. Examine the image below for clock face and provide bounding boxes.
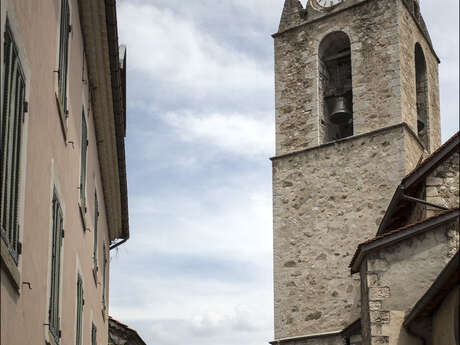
[312,0,344,11]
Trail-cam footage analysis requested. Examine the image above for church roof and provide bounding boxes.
[350,208,459,274]
[377,131,459,235]
[109,317,147,345]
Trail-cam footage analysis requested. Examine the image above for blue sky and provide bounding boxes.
[109,1,459,344]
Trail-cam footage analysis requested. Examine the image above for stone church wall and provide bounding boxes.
[273,125,411,339]
[360,219,459,345]
[398,0,441,153]
[426,150,460,218]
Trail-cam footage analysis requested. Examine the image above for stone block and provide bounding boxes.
[369,287,390,300]
[370,311,390,324]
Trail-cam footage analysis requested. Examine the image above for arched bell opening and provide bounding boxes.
[319,31,353,143]
[415,43,429,149]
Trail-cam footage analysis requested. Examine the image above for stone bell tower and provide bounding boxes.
[271,0,440,343]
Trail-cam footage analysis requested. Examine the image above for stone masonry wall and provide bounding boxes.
[426,150,460,218]
[398,0,441,153]
[273,126,413,339]
[361,219,459,345]
[274,0,402,156]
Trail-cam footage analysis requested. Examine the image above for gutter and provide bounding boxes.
[105,0,130,242]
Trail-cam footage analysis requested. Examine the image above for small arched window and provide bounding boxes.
[415,43,429,149]
[319,31,353,143]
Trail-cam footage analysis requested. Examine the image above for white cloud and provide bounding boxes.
[118,2,272,97]
[164,111,274,157]
[111,2,458,345]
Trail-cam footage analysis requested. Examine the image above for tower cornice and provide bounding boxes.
[270,122,423,162]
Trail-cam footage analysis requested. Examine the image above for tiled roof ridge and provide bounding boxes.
[403,131,459,182]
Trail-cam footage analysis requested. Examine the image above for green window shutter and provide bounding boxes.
[93,191,98,269]
[58,0,70,112]
[102,243,107,309]
[76,275,83,345]
[1,20,26,264]
[91,323,97,345]
[80,112,87,212]
[49,191,63,343]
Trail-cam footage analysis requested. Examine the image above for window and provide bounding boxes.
[102,243,107,312]
[80,112,88,214]
[91,323,97,345]
[1,20,26,265]
[49,191,64,343]
[415,43,429,149]
[319,31,353,143]
[93,191,99,276]
[57,0,70,123]
[75,275,84,345]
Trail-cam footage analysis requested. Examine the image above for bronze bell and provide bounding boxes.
[329,96,352,125]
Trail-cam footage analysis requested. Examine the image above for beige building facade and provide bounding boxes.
[1,1,128,345]
[270,0,458,344]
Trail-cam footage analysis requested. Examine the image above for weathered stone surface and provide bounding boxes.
[273,126,413,338]
[360,220,459,344]
[272,0,443,341]
[426,151,460,218]
[274,0,441,157]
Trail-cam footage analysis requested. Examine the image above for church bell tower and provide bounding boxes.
[271,0,440,343]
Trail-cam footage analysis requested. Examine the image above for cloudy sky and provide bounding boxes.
[109,1,459,344]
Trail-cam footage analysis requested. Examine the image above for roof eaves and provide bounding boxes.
[105,0,129,241]
[376,132,459,235]
[402,132,459,188]
[350,209,459,273]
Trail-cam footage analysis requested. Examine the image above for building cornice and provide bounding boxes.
[77,0,129,243]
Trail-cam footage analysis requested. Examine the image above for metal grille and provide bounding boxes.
[1,20,26,264]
